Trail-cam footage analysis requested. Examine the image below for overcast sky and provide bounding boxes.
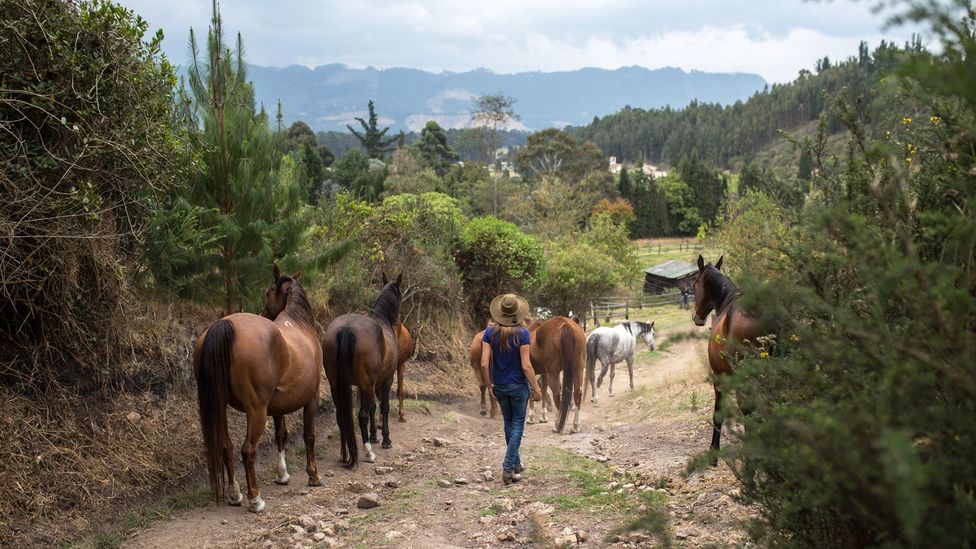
[118,0,923,84]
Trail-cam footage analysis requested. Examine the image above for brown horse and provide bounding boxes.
[194,264,323,513]
[692,255,760,465]
[394,323,414,422]
[528,316,587,433]
[469,318,542,418]
[322,274,402,467]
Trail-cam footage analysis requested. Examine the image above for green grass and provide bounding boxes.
[83,487,211,549]
[531,447,659,516]
[403,398,437,415]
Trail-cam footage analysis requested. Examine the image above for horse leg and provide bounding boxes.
[272,415,290,485]
[548,373,562,433]
[627,355,635,391]
[223,427,243,506]
[539,374,549,424]
[369,386,380,444]
[590,359,600,407]
[242,409,267,512]
[397,361,407,423]
[479,384,487,416]
[380,377,394,449]
[596,359,610,392]
[358,389,377,463]
[710,384,723,466]
[571,370,584,434]
[303,402,322,486]
[608,362,616,397]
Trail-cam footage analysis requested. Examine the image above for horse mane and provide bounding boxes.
[278,277,314,329]
[369,281,401,327]
[702,266,740,315]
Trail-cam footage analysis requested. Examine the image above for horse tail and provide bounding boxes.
[335,327,358,468]
[585,334,599,390]
[196,319,234,503]
[555,325,575,433]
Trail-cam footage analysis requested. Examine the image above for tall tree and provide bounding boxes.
[347,100,397,159]
[471,93,519,164]
[285,120,325,204]
[178,1,308,312]
[416,121,459,176]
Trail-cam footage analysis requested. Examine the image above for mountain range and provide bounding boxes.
[244,64,768,133]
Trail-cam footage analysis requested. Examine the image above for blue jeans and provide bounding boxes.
[493,383,529,473]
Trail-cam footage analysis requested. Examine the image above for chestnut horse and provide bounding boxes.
[528,316,587,433]
[692,255,760,465]
[469,318,542,418]
[194,264,323,513]
[322,274,402,467]
[394,323,415,422]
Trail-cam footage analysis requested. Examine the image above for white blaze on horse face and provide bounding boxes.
[276,450,290,484]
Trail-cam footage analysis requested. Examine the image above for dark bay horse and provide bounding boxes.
[528,317,587,434]
[469,318,542,418]
[692,255,760,464]
[394,323,414,422]
[322,274,402,467]
[194,264,323,513]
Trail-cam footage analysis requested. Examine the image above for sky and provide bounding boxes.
[118,0,925,84]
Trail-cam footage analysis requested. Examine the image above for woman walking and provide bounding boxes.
[481,293,543,484]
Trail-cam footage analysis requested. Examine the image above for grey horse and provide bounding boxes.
[585,321,655,406]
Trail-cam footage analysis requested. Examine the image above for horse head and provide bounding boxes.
[262,262,304,320]
[692,255,725,326]
[373,272,404,326]
[638,321,656,351]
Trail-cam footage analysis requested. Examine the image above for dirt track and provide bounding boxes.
[123,327,753,548]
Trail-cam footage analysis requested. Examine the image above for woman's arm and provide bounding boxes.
[520,345,543,401]
[481,341,492,392]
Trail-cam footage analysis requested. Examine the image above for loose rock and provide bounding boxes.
[385,530,402,541]
[483,470,495,482]
[385,479,400,488]
[437,479,452,488]
[454,478,469,485]
[312,532,326,542]
[299,515,315,531]
[576,531,589,542]
[357,492,381,509]
[375,466,394,475]
[432,437,451,447]
[554,534,577,546]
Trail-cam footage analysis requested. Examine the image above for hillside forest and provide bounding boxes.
[1,0,974,547]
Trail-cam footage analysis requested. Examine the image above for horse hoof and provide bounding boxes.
[227,493,244,506]
[308,477,323,487]
[552,426,560,433]
[526,418,535,424]
[570,426,580,434]
[480,410,487,416]
[382,440,393,449]
[275,472,290,485]
[248,496,266,513]
[539,418,548,424]
[369,437,379,444]
[398,416,406,423]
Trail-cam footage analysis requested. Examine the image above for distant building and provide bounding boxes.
[608,156,623,174]
[608,156,669,178]
[643,259,698,294]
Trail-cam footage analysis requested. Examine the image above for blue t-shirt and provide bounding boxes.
[483,325,531,385]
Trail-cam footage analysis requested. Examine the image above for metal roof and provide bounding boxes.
[643,259,699,280]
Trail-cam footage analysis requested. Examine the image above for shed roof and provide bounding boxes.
[643,259,698,280]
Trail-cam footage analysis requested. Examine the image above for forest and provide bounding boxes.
[1,0,973,547]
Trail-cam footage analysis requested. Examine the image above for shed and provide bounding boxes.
[643,259,698,294]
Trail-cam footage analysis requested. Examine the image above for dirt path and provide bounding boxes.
[124,328,753,548]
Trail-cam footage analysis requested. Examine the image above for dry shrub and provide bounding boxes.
[0,299,219,547]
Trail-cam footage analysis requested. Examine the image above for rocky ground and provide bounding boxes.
[122,327,755,548]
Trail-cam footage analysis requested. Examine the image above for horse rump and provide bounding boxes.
[555,325,576,433]
[334,327,359,468]
[196,319,234,503]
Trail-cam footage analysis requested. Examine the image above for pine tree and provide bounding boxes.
[347,100,397,159]
[179,1,309,312]
[618,166,633,199]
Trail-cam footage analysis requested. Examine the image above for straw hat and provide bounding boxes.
[489,293,529,327]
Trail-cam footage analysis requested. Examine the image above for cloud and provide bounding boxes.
[120,0,922,83]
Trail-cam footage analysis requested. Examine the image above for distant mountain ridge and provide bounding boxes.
[243,63,767,133]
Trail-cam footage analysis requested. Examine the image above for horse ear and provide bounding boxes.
[396,273,403,286]
[650,321,655,328]
[273,261,281,280]
[290,268,303,280]
[697,255,705,271]
[382,272,388,285]
[715,255,724,270]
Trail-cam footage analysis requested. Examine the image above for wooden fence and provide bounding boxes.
[583,289,690,331]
